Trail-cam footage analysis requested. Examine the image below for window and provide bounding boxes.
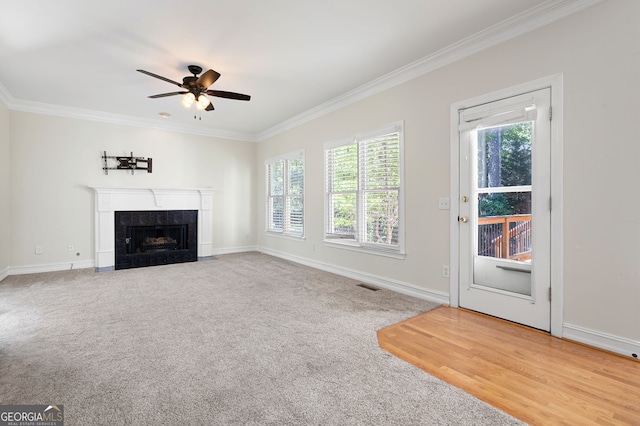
[266,151,304,237]
[325,121,404,256]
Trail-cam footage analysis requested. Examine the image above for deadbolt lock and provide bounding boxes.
[461,196,468,203]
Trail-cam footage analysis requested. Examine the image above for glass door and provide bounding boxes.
[459,88,551,331]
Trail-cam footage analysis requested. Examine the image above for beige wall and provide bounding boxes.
[0,102,9,276]
[8,112,257,269]
[257,0,640,342]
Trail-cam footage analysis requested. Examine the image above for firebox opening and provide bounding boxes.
[126,225,188,254]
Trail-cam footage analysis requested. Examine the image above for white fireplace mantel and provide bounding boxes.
[90,186,215,271]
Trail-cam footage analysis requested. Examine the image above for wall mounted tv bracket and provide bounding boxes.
[102,151,152,175]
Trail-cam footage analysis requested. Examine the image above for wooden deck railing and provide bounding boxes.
[477,214,531,261]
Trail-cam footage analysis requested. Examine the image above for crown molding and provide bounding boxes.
[0,83,256,142]
[0,82,13,108]
[256,0,605,141]
[1,0,604,143]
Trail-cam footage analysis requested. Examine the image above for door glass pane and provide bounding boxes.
[477,122,532,188]
[473,121,533,296]
[477,192,531,261]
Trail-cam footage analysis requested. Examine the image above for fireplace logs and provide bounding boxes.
[141,236,178,252]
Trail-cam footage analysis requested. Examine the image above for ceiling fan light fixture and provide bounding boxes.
[138,66,250,113]
[181,92,195,108]
[196,94,210,110]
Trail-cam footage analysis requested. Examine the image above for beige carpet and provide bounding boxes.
[0,252,523,425]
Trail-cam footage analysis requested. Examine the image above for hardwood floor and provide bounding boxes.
[378,306,640,425]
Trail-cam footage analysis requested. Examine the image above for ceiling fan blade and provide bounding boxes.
[137,69,184,87]
[205,102,215,111]
[206,90,251,101]
[148,91,188,98]
[197,69,221,89]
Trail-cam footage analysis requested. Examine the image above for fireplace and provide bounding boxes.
[114,210,198,270]
[90,187,214,272]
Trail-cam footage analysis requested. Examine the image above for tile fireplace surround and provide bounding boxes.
[90,187,214,272]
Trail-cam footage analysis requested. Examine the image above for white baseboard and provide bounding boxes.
[258,246,450,305]
[212,245,258,256]
[3,247,259,276]
[8,260,95,275]
[563,323,640,361]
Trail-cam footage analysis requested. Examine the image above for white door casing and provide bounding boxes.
[459,88,550,330]
[449,75,564,337]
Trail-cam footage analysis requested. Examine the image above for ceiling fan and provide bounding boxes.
[137,65,251,111]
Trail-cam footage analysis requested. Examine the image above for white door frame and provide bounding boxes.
[449,74,564,337]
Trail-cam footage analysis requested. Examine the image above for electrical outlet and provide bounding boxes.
[442,265,450,278]
[438,198,450,210]
[35,246,43,255]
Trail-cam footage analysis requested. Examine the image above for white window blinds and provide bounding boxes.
[286,156,304,235]
[326,143,358,239]
[267,161,284,232]
[325,121,403,253]
[266,151,304,236]
[359,132,400,246]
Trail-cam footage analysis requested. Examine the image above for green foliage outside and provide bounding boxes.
[477,123,532,217]
[288,158,304,233]
[328,145,357,235]
[269,157,304,233]
[329,134,400,245]
[362,137,399,245]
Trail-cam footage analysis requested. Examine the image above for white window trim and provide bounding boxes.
[265,150,305,238]
[323,121,405,258]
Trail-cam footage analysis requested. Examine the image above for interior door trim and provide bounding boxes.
[449,74,564,337]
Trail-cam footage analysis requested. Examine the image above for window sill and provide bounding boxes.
[323,240,405,259]
[266,231,306,242]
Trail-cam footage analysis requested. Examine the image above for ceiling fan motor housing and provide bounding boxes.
[184,66,204,92]
[183,76,198,87]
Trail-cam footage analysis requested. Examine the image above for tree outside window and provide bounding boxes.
[477,122,532,217]
[325,122,403,254]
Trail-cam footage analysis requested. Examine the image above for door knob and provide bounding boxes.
[459,216,469,223]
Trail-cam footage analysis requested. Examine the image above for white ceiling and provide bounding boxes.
[0,1,595,141]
